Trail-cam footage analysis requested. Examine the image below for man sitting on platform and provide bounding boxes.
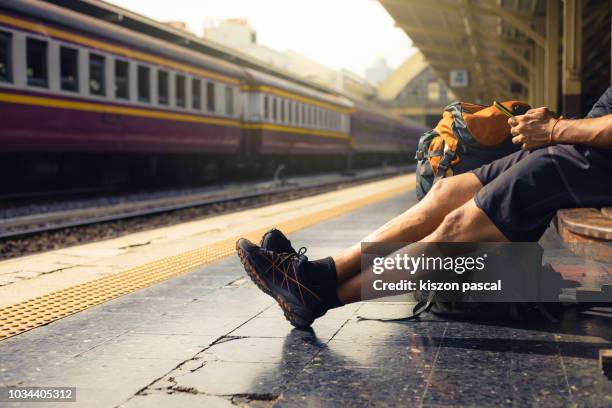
[236,86,612,328]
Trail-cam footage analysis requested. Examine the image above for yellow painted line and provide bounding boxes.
[240,85,354,114]
[243,123,350,140]
[0,14,239,85]
[0,91,352,139]
[0,92,240,127]
[0,176,414,340]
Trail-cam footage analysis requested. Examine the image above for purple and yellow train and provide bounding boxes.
[0,1,426,190]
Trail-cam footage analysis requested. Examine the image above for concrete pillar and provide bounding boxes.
[562,0,583,117]
[545,0,560,111]
[528,45,537,106]
[535,45,546,107]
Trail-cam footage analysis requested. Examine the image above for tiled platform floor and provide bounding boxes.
[1,191,611,407]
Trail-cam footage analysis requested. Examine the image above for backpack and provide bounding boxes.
[415,100,531,200]
[357,264,574,323]
[410,264,567,322]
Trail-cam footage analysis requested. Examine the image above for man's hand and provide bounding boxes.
[508,107,557,150]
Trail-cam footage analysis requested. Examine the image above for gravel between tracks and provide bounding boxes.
[0,173,401,261]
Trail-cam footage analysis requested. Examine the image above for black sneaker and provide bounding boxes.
[260,228,296,254]
[236,238,325,328]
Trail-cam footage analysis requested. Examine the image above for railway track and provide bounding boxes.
[0,165,413,241]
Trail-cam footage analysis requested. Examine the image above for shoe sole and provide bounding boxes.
[236,240,313,328]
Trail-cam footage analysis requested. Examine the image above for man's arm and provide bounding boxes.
[508,107,612,150]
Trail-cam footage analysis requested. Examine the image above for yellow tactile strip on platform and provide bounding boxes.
[0,178,413,340]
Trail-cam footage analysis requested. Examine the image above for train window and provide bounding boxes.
[225,86,234,116]
[263,95,269,120]
[114,59,129,99]
[288,101,293,123]
[137,65,150,102]
[89,53,105,96]
[26,38,48,88]
[300,105,305,126]
[175,74,186,108]
[157,70,168,105]
[280,99,285,122]
[272,97,277,120]
[60,46,78,92]
[192,78,201,110]
[206,82,215,112]
[0,31,12,83]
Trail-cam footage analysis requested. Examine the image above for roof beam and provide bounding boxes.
[491,59,529,88]
[462,1,485,83]
[399,25,466,39]
[417,44,466,55]
[473,28,533,73]
[478,3,546,47]
[382,0,531,21]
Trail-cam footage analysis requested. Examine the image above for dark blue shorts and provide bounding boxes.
[471,145,612,242]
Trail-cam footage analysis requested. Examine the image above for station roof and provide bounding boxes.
[377,51,429,101]
[380,0,548,105]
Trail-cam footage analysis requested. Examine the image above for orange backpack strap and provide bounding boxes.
[431,109,461,180]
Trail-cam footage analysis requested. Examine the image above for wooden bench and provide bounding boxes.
[557,208,612,380]
[556,207,612,262]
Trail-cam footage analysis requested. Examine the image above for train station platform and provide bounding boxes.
[1,176,611,407]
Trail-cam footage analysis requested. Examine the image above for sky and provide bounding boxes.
[106,0,416,78]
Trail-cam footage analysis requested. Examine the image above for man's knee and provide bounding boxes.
[429,206,468,241]
[427,173,481,203]
[427,200,508,242]
[428,178,453,200]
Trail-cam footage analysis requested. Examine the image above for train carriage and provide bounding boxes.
[351,102,424,166]
[240,68,354,158]
[0,0,245,155]
[0,0,426,191]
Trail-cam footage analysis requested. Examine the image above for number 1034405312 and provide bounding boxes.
[1,387,76,402]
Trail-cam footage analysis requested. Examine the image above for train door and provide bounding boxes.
[239,90,262,157]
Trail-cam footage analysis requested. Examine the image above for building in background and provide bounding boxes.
[203,19,376,101]
[203,18,256,48]
[365,57,392,84]
[334,69,377,101]
[377,52,454,128]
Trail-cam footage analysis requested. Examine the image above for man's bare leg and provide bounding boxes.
[333,173,483,284]
[336,198,508,304]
